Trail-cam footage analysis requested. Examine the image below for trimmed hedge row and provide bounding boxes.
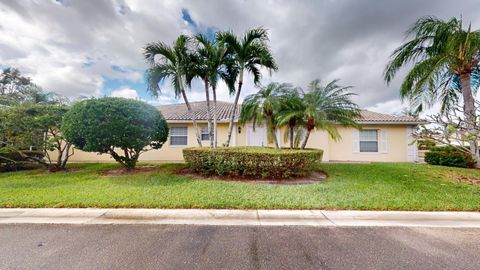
[424,146,475,168]
[183,146,323,179]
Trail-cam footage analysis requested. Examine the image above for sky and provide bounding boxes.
[1,0,479,115]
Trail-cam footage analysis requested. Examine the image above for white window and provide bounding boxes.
[359,129,378,152]
[170,126,188,146]
[201,126,210,141]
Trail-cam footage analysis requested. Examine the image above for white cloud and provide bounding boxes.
[111,87,139,99]
[0,0,186,98]
[366,99,404,115]
[1,0,480,115]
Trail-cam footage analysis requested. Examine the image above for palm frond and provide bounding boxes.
[384,15,480,113]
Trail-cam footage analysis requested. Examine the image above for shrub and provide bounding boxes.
[183,146,323,179]
[425,146,475,168]
[62,97,169,170]
[417,139,436,150]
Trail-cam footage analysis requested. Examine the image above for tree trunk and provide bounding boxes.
[268,115,279,149]
[225,68,244,147]
[181,89,202,147]
[60,143,72,168]
[273,127,279,149]
[204,77,213,148]
[301,128,312,149]
[289,125,294,149]
[212,85,218,148]
[459,72,479,166]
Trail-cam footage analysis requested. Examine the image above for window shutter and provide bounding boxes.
[353,130,360,153]
[381,130,388,153]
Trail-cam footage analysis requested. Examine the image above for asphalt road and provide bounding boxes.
[0,225,479,270]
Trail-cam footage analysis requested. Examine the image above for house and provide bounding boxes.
[65,101,425,163]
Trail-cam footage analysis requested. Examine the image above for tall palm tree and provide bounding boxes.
[239,82,290,148]
[190,34,235,148]
[384,16,480,164]
[143,35,202,146]
[276,88,306,149]
[217,27,278,147]
[189,34,214,147]
[298,79,360,149]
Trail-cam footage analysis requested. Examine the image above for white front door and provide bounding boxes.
[246,124,267,146]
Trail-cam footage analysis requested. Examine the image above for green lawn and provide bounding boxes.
[1,162,480,210]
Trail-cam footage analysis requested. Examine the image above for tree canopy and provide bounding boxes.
[0,67,62,106]
[0,104,72,171]
[62,97,169,170]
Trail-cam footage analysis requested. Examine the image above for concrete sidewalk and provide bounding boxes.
[1,208,480,227]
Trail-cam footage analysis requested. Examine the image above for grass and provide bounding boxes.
[1,162,480,210]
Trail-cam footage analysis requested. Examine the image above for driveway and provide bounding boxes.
[0,224,479,270]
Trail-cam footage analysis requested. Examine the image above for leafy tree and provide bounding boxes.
[298,79,360,149]
[143,35,202,146]
[216,27,278,146]
[189,34,236,147]
[239,83,291,148]
[384,16,480,165]
[0,67,62,106]
[62,97,169,170]
[0,104,72,171]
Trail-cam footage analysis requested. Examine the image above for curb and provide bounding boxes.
[1,208,480,227]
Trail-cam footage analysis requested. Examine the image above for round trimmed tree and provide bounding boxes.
[62,97,169,170]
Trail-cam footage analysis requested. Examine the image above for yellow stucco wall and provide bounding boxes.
[62,123,415,163]
[64,122,232,162]
[328,125,410,162]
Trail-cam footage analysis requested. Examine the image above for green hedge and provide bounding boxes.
[424,146,475,168]
[417,140,436,150]
[183,146,323,179]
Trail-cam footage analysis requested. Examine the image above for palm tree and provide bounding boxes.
[298,79,360,149]
[189,34,214,147]
[384,16,480,164]
[190,34,235,148]
[217,27,278,147]
[143,35,202,146]
[239,82,290,148]
[276,88,306,149]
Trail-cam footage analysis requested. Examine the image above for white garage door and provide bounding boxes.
[246,124,267,146]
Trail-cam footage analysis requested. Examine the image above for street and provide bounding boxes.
[0,224,479,270]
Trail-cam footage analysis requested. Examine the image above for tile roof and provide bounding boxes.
[157,101,241,122]
[357,110,424,124]
[157,101,424,124]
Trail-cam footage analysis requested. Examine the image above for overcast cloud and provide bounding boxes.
[1,0,479,114]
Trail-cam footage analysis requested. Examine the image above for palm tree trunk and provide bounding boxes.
[459,72,479,167]
[268,115,279,149]
[204,77,213,148]
[181,89,202,147]
[289,125,294,149]
[273,127,279,149]
[225,68,244,147]
[301,128,312,149]
[212,85,218,148]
